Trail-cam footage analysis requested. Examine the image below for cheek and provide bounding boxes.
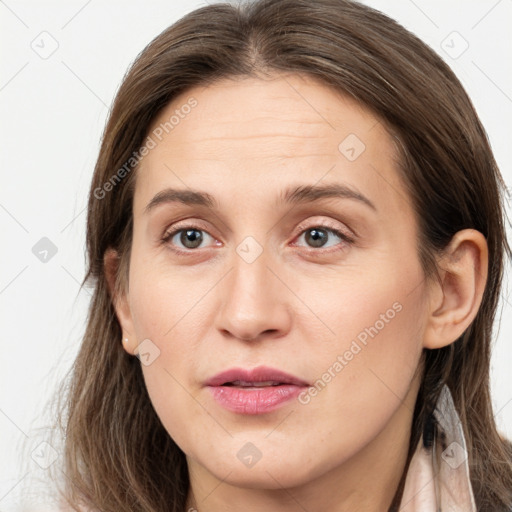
[127,259,211,449]
[128,263,205,375]
[128,248,206,342]
[297,259,426,426]
[302,258,425,363]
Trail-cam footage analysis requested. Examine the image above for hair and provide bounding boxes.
[48,0,512,510]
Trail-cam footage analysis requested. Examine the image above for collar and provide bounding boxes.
[398,385,477,511]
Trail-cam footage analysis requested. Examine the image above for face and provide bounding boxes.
[117,73,430,491]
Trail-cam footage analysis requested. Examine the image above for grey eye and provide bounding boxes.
[297,227,345,249]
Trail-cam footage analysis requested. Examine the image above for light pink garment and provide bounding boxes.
[398,385,477,511]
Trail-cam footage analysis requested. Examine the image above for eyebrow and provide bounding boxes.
[278,182,376,211]
[144,182,377,214]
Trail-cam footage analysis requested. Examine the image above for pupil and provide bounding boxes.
[307,228,327,247]
[181,229,203,249]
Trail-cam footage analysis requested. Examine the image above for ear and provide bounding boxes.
[104,248,137,355]
[423,229,488,350]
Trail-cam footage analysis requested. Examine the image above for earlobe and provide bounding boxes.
[104,248,137,355]
[423,229,488,350]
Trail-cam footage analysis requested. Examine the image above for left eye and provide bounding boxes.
[294,226,351,249]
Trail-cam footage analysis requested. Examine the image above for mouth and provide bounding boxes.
[222,380,288,387]
[205,365,310,388]
[205,366,309,415]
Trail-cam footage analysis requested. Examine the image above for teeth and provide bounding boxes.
[230,380,281,387]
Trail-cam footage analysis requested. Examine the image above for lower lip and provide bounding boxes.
[207,384,305,414]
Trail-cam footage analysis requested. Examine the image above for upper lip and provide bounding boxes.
[205,365,310,387]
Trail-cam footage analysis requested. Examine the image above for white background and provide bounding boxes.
[1,0,511,510]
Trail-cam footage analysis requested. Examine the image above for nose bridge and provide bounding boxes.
[215,238,291,341]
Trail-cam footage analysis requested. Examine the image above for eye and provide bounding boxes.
[162,225,219,252]
[293,223,354,251]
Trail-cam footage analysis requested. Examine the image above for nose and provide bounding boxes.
[215,246,292,342]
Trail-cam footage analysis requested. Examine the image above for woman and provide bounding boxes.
[50,0,512,510]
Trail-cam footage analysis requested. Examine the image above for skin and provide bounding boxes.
[105,73,488,512]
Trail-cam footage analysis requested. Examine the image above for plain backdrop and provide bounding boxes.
[1,0,511,510]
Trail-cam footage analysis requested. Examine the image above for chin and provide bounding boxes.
[196,449,325,490]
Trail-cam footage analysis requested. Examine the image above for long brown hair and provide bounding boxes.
[49,0,512,510]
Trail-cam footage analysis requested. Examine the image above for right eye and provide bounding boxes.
[161,225,221,253]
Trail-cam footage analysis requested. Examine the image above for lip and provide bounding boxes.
[205,365,309,415]
[205,366,310,387]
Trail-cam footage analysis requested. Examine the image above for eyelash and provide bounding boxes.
[161,221,355,256]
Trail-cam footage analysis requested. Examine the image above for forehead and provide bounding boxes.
[134,73,411,218]
[146,73,387,157]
